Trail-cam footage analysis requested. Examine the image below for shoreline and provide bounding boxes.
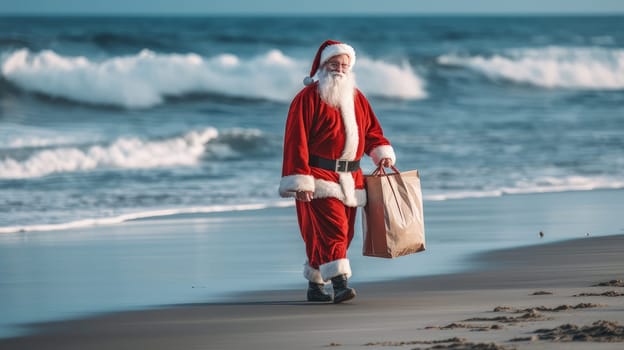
[0,188,623,343]
[1,234,623,349]
[2,187,623,235]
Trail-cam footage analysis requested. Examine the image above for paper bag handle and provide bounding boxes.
[370,163,414,223]
[371,163,400,176]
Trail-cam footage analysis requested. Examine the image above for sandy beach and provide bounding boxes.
[2,11,624,350]
[1,231,623,350]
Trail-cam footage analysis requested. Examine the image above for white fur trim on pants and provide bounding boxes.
[370,145,396,166]
[303,262,325,284]
[320,258,352,281]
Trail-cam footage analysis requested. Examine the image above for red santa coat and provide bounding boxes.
[279,81,395,207]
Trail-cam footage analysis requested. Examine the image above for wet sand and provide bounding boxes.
[1,234,623,350]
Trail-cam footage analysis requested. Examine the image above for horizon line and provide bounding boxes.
[1,12,624,17]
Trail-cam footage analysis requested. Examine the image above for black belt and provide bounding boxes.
[309,155,360,172]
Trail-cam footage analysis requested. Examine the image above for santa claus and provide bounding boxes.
[279,39,395,303]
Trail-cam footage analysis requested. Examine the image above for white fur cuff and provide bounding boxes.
[370,145,396,166]
[279,174,315,197]
[303,262,325,284]
[320,258,352,281]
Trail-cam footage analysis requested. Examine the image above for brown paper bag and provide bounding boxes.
[362,165,425,258]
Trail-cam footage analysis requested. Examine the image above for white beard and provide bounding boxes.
[317,68,359,205]
[318,68,356,109]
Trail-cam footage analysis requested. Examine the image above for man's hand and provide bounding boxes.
[380,158,393,168]
[296,191,314,202]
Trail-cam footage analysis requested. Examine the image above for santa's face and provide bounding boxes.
[324,54,351,78]
[318,54,355,108]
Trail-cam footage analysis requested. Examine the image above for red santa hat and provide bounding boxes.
[303,39,356,86]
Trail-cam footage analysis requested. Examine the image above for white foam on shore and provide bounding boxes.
[438,46,624,90]
[0,201,295,234]
[1,48,427,108]
[3,178,623,234]
[0,128,219,179]
[425,175,624,201]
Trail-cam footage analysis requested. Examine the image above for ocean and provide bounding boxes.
[1,15,624,338]
[1,15,623,232]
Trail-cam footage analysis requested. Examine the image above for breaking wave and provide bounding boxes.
[438,46,624,90]
[0,127,275,179]
[1,48,427,108]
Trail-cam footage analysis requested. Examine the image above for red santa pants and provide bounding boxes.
[296,197,357,272]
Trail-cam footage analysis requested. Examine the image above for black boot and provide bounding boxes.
[331,274,356,304]
[307,282,332,302]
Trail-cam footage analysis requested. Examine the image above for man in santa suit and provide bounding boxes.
[279,40,395,303]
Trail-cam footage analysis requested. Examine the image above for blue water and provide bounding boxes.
[1,15,623,231]
[1,15,624,338]
[0,188,623,339]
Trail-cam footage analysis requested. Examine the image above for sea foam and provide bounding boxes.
[425,175,624,201]
[0,201,295,234]
[0,124,100,150]
[1,48,427,108]
[438,46,624,90]
[0,128,219,179]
